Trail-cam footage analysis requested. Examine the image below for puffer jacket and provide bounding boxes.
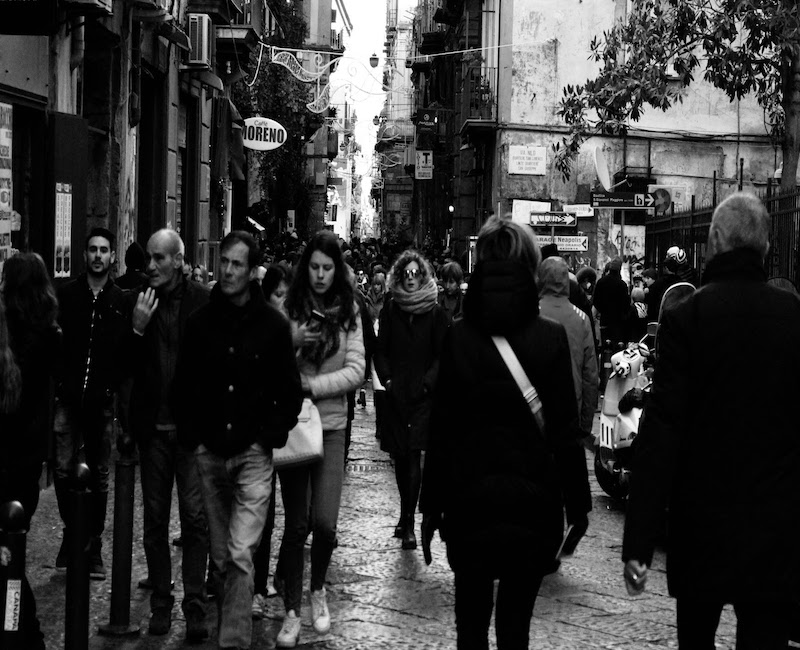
[420,260,579,574]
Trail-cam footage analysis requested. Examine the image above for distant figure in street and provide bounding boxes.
[190,264,209,285]
[437,261,464,324]
[176,231,302,650]
[592,257,630,347]
[537,256,597,557]
[374,250,448,551]
[276,230,364,646]
[623,193,800,648]
[365,268,387,322]
[54,227,129,580]
[645,248,682,319]
[116,241,148,291]
[125,228,211,641]
[420,216,579,650]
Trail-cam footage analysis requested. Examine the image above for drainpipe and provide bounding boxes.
[69,16,84,71]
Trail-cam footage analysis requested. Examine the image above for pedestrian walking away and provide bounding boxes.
[122,228,211,642]
[623,192,800,649]
[420,216,579,650]
[176,230,303,650]
[276,230,365,647]
[53,227,129,581]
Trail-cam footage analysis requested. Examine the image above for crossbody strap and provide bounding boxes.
[491,336,547,437]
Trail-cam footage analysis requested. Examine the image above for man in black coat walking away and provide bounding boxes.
[622,193,800,649]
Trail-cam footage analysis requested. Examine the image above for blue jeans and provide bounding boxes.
[53,401,112,537]
[139,430,208,612]
[196,442,272,649]
[278,429,346,612]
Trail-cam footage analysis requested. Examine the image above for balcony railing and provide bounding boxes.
[466,67,497,121]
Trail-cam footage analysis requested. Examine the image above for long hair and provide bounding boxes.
[2,253,58,334]
[285,230,357,331]
[0,296,21,414]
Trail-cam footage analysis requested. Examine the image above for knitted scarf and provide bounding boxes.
[391,277,439,315]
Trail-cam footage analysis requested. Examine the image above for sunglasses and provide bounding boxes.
[403,268,420,279]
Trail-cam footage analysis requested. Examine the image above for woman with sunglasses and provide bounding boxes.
[275,231,365,647]
[374,250,449,550]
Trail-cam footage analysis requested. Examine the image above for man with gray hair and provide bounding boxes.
[538,255,596,558]
[622,193,800,648]
[126,228,211,641]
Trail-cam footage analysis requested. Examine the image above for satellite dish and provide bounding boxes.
[594,146,613,191]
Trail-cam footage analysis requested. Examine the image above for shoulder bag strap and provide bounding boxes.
[491,335,547,438]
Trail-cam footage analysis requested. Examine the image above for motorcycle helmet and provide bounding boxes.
[664,245,687,272]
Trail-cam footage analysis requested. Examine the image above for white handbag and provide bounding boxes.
[273,398,324,469]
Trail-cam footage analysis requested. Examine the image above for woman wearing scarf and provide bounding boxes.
[375,250,449,551]
[275,231,365,647]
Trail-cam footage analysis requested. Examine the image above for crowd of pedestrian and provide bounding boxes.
[1,192,798,649]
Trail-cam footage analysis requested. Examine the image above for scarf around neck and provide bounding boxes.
[391,277,439,315]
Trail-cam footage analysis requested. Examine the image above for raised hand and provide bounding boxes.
[132,287,159,334]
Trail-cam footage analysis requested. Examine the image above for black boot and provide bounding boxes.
[401,515,417,550]
[394,516,405,538]
[89,536,106,580]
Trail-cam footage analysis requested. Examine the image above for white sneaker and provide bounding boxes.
[251,593,266,620]
[276,609,301,648]
[310,587,331,634]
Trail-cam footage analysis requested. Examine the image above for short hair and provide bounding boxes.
[709,193,770,258]
[261,264,289,299]
[389,249,433,290]
[220,230,260,269]
[476,215,541,272]
[642,267,657,280]
[85,227,116,252]
[538,255,570,296]
[149,229,185,258]
[439,261,464,284]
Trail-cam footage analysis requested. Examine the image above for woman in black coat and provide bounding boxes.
[374,250,449,551]
[420,217,579,650]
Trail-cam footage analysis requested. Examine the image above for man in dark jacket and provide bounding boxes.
[622,193,800,648]
[176,231,302,650]
[127,228,210,641]
[592,257,630,346]
[54,227,129,579]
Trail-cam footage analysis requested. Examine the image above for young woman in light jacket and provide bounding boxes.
[275,231,365,648]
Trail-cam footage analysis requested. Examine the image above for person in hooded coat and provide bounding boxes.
[420,216,579,650]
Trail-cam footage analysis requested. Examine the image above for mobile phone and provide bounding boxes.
[310,309,326,323]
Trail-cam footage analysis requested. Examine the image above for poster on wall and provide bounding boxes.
[0,102,12,274]
[54,183,73,278]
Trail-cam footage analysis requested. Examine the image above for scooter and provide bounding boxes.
[595,337,652,500]
[594,281,696,500]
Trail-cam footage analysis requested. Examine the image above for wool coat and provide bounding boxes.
[420,261,579,574]
[623,248,800,602]
[374,297,449,455]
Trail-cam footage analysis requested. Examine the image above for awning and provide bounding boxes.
[157,21,191,51]
[211,97,246,182]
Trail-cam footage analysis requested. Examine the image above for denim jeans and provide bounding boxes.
[252,471,277,596]
[53,401,112,537]
[196,442,272,649]
[278,429,346,612]
[454,568,543,650]
[139,430,208,612]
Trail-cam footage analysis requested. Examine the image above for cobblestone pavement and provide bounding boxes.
[25,385,738,649]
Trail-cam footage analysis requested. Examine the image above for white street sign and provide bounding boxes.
[530,212,576,227]
[548,235,588,252]
[415,150,433,180]
[563,203,594,218]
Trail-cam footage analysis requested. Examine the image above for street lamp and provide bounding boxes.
[369,53,379,68]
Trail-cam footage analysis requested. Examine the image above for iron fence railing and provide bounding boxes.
[645,188,800,286]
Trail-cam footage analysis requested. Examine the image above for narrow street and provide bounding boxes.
[24,385,737,649]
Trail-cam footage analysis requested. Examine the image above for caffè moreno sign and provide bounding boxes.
[0,0,58,35]
[242,117,287,152]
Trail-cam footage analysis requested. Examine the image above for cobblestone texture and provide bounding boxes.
[22,385,739,649]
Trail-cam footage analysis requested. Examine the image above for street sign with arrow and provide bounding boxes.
[529,212,577,227]
[590,192,655,209]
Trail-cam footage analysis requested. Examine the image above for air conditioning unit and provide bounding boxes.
[187,14,213,68]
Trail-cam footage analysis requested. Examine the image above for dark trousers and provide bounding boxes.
[454,568,543,650]
[252,471,277,595]
[139,430,208,613]
[676,597,791,649]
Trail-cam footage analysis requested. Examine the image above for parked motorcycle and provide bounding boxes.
[595,281,696,500]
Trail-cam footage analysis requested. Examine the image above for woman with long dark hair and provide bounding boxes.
[275,231,365,647]
[374,249,449,551]
[1,252,62,649]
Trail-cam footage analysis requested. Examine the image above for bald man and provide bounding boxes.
[126,229,211,641]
